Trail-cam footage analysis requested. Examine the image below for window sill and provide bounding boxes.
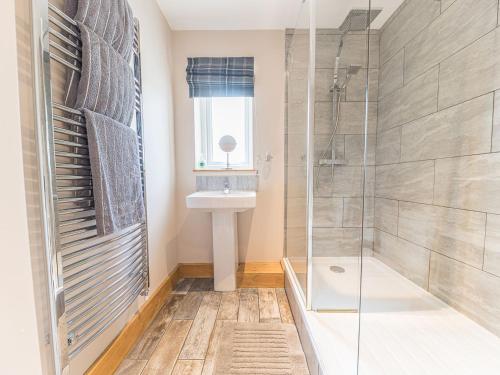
[192,168,258,176]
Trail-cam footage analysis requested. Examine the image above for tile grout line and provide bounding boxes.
[374,195,494,216]
[403,8,496,84]
[380,90,494,136]
[375,145,500,167]
[374,227,500,278]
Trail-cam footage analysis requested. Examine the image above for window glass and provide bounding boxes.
[194,97,253,168]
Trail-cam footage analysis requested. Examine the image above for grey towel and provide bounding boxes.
[84,109,145,235]
[76,24,135,126]
[64,0,134,61]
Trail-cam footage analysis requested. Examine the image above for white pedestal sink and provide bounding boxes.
[186,191,256,291]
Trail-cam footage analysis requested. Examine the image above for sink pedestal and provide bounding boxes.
[185,190,256,292]
[212,210,239,291]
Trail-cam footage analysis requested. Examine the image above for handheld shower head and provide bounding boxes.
[342,65,363,90]
[330,65,362,93]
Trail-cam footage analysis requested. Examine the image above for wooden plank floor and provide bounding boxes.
[115,279,301,375]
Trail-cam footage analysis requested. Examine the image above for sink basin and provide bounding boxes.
[186,190,256,210]
[186,190,257,292]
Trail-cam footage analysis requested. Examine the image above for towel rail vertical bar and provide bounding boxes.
[133,20,150,295]
[32,0,69,373]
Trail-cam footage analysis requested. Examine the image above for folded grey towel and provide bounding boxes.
[84,109,145,235]
[64,0,134,61]
[76,24,135,126]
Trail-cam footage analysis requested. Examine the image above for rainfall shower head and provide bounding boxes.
[339,8,382,33]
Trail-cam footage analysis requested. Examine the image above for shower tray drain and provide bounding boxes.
[330,265,346,273]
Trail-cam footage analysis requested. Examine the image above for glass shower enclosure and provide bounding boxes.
[284,0,373,372]
[285,0,373,312]
[285,0,500,374]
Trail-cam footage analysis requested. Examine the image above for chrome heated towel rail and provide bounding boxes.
[32,1,149,371]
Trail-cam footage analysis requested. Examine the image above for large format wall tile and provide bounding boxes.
[287,166,307,198]
[375,160,435,204]
[380,0,441,64]
[434,154,500,214]
[316,34,342,69]
[441,0,457,11]
[374,198,398,235]
[429,253,500,337]
[485,214,500,277]
[313,228,362,256]
[376,127,401,165]
[286,103,308,135]
[332,166,363,198]
[346,69,379,102]
[378,49,404,99]
[314,166,334,198]
[400,94,493,162]
[343,197,374,228]
[378,67,438,132]
[493,91,500,152]
[337,102,378,135]
[286,226,306,258]
[398,202,486,268]
[287,197,307,228]
[313,197,343,228]
[344,135,376,166]
[315,100,377,136]
[374,230,431,288]
[439,28,500,109]
[315,69,337,102]
[287,68,308,104]
[314,102,333,135]
[404,0,497,82]
[484,214,500,276]
[365,166,376,197]
[287,133,307,167]
[287,33,309,71]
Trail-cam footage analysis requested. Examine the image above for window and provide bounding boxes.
[194,97,253,169]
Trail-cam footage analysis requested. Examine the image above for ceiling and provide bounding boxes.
[157,0,406,31]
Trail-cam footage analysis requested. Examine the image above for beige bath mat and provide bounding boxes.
[214,323,310,375]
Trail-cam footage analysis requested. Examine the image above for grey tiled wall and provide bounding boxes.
[374,0,500,336]
[285,29,378,259]
[195,176,259,192]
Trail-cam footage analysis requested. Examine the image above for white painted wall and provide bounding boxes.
[131,0,178,292]
[0,1,44,373]
[172,30,286,263]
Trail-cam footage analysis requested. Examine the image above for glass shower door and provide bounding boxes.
[309,5,375,314]
[284,1,311,299]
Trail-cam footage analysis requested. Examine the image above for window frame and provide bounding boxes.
[194,97,254,169]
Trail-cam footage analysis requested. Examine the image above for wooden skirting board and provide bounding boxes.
[179,262,284,288]
[85,261,283,374]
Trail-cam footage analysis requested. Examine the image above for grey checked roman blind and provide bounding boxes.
[186,57,255,98]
